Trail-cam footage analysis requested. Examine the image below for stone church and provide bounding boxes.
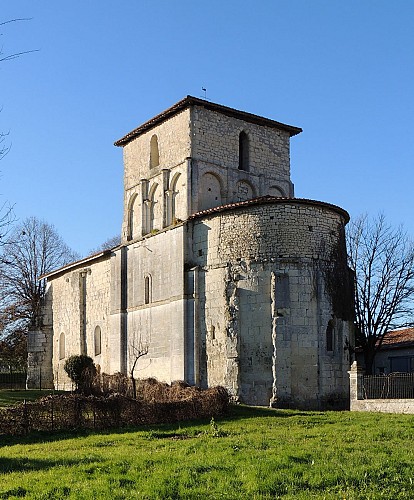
[27,96,354,409]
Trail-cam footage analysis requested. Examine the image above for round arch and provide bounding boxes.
[199,172,223,211]
[268,185,285,197]
[236,179,256,202]
[127,193,138,240]
[168,172,182,225]
[148,182,159,202]
[170,172,181,191]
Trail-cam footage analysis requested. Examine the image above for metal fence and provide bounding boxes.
[362,373,414,399]
[0,371,27,390]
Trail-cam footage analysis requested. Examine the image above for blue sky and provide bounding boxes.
[1,1,414,256]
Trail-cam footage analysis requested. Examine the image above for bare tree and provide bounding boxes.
[88,234,121,255]
[0,328,26,370]
[347,214,414,374]
[1,18,38,154]
[128,334,149,398]
[0,18,38,238]
[0,19,38,63]
[0,130,10,162]
[0,217,79,338]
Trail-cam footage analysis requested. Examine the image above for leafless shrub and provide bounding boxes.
[0,386,229,436]
[95,373,219,403]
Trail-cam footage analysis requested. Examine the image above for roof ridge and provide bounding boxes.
[114,96,302,146]
[188,196,350,222]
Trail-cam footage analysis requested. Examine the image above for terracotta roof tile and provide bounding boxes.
[115,96,302,146]
[188,196,350,223]
[381,328,414,348]
[40,248,114,280]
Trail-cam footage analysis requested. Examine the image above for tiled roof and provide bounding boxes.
[114,96,302,146]
[40,248,114,280]
[381,328,414,348]
[188,196,350,223]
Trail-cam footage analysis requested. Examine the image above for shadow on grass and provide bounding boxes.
[0,405,322,447]
[224,404,324,421]
[0,390,67,407]
[0,455,100,473]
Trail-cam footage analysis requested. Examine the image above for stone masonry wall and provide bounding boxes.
[123,226,187,383]
[26,328,54,389]
[189,200,352,408]
[123,108,191,190]
[50,255,112,390]
[122,109,191,241]
[26,283,54,389]
[191,105,291,182]
[190,105,293,213]
[121,104,296,241]
[40,99,353,409]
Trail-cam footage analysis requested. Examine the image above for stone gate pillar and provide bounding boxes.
[348,360,364,408]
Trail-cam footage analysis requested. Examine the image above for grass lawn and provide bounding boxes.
[0,405,413,499]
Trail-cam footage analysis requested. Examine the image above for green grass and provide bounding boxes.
[0,390,64,407]
[1,405,414,499]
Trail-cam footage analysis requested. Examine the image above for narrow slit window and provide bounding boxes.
[326,320,334,352]
[238,131,249,171]
[94,326,102,356]
[59,332,65,360]
[150,134,159,168]
[144,275,151,304]
[211,325,215,340]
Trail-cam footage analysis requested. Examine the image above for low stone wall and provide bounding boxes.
[349,361,414,414]
[350,398,414,414]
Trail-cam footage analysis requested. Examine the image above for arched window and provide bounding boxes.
[150,134,160,168]
[238,131,249,171]
[144,275,152,304]
[94,326,102,356]
[59,332,65,360]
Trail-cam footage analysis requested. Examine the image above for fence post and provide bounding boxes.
[349,360,364,404]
